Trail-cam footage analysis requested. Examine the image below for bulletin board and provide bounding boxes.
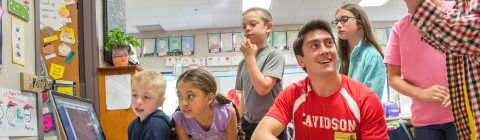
[39,0,80,96]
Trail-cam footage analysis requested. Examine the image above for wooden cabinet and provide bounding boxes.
[97,66,143,140]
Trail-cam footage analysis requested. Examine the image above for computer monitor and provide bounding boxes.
[51,91,106,140]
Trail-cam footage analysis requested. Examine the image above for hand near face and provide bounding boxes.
[240,38,258,58]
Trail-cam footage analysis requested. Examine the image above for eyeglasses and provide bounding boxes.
[331,16,358,27]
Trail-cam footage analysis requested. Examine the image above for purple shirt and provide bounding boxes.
[173,101,233,140]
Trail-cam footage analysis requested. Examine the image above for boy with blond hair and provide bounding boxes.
[128,70,171,140]
[236,7,286,139]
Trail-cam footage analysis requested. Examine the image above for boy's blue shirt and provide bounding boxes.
[128,109,171,140]
[337,40,386,99]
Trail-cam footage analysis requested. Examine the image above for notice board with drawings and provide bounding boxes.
[39,0,80,96]
[0,88,38,137]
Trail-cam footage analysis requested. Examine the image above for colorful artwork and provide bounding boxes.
[0,88,38,137]
[11,17,26,66]
[208,33,221,53]
[168,37,182,56]
[156,37,168,57]
[221,33,233,52]
[273,31,287,51]
[375,28,388,47]
[286,31,299,50]
[233,33,244,52]
[143,38,156,57]
[181,36,194,56]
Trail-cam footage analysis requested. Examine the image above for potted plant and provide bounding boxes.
[104,28,141,66]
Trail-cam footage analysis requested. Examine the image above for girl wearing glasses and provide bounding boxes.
[332,4,386,99]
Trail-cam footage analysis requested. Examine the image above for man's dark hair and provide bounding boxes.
[293,19,336,72]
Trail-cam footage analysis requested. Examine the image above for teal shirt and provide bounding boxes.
[337,40,386,99]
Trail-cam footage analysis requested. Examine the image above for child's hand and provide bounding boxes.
[442,93,452,110]
[240,38,258,58]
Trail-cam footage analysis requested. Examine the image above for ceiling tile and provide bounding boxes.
[329,0,360,8]
[369,14,397,21]
[214,20,242,28]
[271,1,303,10]
[384,0,406,6]
[126,26,140,34]
[184,14,213,22]
[126,0,147,9]
[161,23,190,31]
[300,0,332,9]
[210,2,242,12]
[295,8,326,17]
[176,0,210,5]
[320,7,338,17]
[271,10,298,19]
[126,8,153,18]
[148,6,183,16]
[213,12,242,21]
[188,22,215,29]
[128,17,160,26]
[292,16,318,24]
[142,0,178,7]
[376,6,407,15]
[363,7,381,15]
[136,25,164,32]
[156,16,187,24]
[209,0,241,3]
[180,4,212,15]
[273,18,293,25]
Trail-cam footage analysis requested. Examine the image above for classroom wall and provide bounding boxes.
[129,21,396,72]
[0,0,36,90]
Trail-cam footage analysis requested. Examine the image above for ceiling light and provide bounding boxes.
[242,0,272,11]
[358,0,389,7]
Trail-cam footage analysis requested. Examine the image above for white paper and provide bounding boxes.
[0,88,38,137]
[105,75,132,110]
[231,56,243,66]
[0,136,9,140]
[39,0,68,31]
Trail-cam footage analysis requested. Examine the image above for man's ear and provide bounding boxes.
[296,55,306,68]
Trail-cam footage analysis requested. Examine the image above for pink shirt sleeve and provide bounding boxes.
[383,23,401,66]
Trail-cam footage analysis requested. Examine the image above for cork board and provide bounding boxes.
[39,0,79,96]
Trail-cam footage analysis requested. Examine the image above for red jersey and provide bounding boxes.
[266,75,388,140]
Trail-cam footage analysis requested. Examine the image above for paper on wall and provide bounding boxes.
[105,75,132,110]
[39,0,69,31]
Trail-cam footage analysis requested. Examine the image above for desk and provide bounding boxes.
[386,116,411,123]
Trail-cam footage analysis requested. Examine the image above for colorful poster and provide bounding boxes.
[181,37,194,56]
[208,34,220,53]
[221,33,233,52]
[233,33,243,52]
[11,17,25,66]
[273,31,287,51]
[286,31,299,50]
[0,88,38,137]
[168,37,182,56]
[143,38,155,57]
[156,37,168,57]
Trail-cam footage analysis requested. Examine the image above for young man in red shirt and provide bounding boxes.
[252,19,388,140]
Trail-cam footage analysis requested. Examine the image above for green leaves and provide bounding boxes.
[104,28,141,56]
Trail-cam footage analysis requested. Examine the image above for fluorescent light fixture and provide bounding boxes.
[242,0,272,11]
[359,0,389,7]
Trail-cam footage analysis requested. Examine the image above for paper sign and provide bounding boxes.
[43,35,58,43]
[39,0,67,31]
[44,53,56,60]
[105,75,132,110]
[56,87,73,96]
[44,136,57,140]
[43,107,49,114]
[49,63,65,79]
[60,26,75,44]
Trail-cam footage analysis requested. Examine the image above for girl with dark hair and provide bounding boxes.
[170,69,245,140]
